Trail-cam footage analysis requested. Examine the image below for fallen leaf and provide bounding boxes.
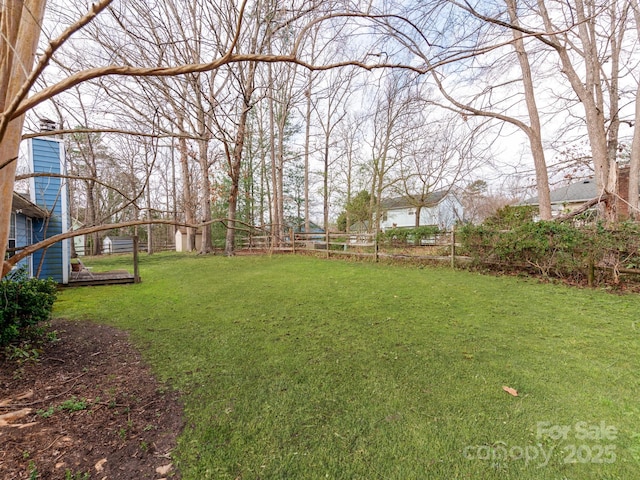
[10,422,38,429]
[95,458,107,472]
[0,391,34,408]
[0,408,32,426]
[16,390,33,401]
[502,386,518,397]
[156,463,173,476]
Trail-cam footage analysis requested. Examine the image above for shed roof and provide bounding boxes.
[11,192,48,218]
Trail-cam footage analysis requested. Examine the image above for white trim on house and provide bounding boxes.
[27,139,35,205]
[59,142,69,284]
[26,218,33,277]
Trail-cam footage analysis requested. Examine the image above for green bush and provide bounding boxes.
[0,268,58,347]
[483,205,538,229]
[377,226,440,246]
[459,219,640,284]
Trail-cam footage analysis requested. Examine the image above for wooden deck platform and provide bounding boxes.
[66,270,138,287]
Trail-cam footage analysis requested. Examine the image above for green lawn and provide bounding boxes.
[54,253,640,479]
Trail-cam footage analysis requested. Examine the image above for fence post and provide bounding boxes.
[291,228,295,254]
[375,233,379,263]
[450,228,456,269]
[133,235,141,283]
[587,258,595,288]
[326,231,330,259]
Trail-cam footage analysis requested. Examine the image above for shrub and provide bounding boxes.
[378,226,440,246]
[483,205,538,229]
[0,268,58,347]
[459,219,640,284]
[461,221,587,277]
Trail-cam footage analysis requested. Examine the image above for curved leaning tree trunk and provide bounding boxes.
[536,0,619,222]
[0,0,48,277]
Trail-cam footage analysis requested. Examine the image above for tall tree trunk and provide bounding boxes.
[345,134,353,233]
[224,64,256,256]
[506,0,552,220]
[415,205,422,227]
[277,106,286,237]
[198,137,213,253]
[146,170,153,255]
[629,0,640,218]
[538,0,616,221]
[85,181,101,256]
[259,109,267,227]
[304,73,312,234]
[323,111,330,232]
[630,84,640,218]
[0,0,47,276]
[268,63,280,246]
[177,133,196,251]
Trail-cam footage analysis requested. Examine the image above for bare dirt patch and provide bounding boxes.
[0,319,183,479]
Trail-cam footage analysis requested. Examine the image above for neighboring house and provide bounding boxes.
[286,218,325,241]
[521,167,637,218]
[175,228,202,252]
[103,236,135,254]
[287,219,324,235]
[7,137,71,283]
[521,178,598,216]
[379,191,464,231]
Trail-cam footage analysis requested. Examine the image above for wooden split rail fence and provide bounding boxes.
[242,230,466,266]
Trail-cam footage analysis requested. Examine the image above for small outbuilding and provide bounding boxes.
[175,228,202,252]
[103,236,135,254]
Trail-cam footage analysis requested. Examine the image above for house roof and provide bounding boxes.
[381,190,448,210]
[521,178,601,206]
[11,192,48,218]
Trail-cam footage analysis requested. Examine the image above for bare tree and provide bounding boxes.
[628,0,640,218]
[391,114,478,227]
[444,0,635,221]
[7,0,592,275]
[311,68,355,235]
[1,0,49,276]
[366,72,423,232]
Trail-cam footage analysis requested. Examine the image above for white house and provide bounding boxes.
[379,191,463,231]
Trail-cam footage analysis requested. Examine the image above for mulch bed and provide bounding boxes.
[0,319,183,479]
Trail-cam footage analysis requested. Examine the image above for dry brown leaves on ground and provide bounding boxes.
[0,319,183,479]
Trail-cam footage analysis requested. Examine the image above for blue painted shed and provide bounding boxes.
[26,137,71,284]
